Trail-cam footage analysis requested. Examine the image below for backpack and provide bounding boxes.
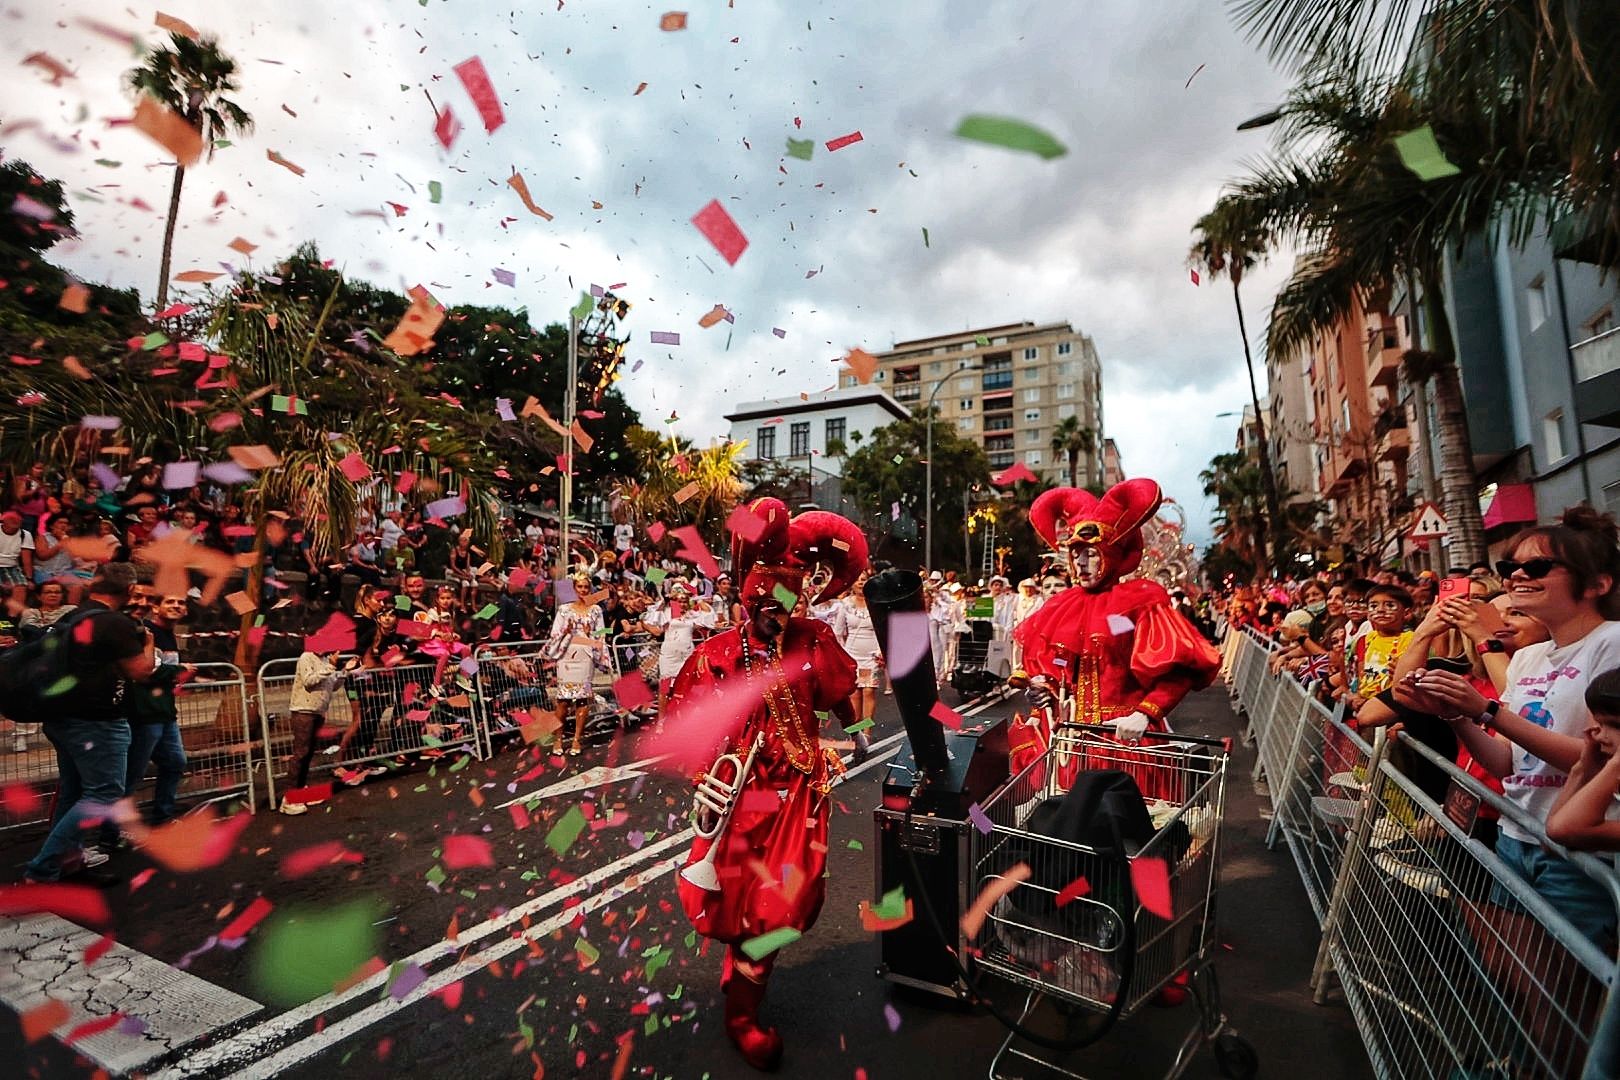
[0,607,100,721]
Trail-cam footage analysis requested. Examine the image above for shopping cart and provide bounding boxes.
[951,618,1013,698]
[966,724,1256,1079]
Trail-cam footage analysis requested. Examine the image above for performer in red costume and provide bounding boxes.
[1011,478,1221,790]
[669,498,866,1070]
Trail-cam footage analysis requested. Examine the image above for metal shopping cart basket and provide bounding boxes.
[966,724,1256,1079]
[951,618,1013,699]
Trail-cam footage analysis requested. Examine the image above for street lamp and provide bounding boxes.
[924,363,982,571]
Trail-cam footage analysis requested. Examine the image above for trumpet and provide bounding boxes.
[680,731,765,892]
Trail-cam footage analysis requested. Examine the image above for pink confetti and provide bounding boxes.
[967,802,993,834]
[1131,857,1174,919]
[825,131,864,152]
[650,331,680,346]
[772,327,786,338]
[434,105,461,150]
[443,834,494,870]
[690,199,749,265]
[930,700,964,730]
[453,57,505,133]
[883,1003,901,1032]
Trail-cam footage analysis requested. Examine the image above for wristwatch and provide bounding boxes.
[1475,638,1506,655]
[1475,700,1502,729]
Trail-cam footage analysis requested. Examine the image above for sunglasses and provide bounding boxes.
[1496,558,1567,580]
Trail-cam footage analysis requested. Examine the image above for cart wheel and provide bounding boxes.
[1214,1032,1258,1080]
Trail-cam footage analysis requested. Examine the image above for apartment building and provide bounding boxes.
[725,385,910,477]
[1100,438,1125,487]
[836,321,1105,485]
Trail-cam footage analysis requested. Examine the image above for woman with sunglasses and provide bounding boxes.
[1406,506,1620,948]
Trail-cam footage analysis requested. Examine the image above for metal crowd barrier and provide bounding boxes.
[610,631,657,683]
[256,657,480,809]
[0,661,257,830]
[1222,627,1620,1079]
[471,642,557,755]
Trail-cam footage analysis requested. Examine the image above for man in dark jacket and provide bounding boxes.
[122,593,190,825]
[23,565,152,885]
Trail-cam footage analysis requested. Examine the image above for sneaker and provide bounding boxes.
[321,746,341,756]
[336,767,366,787]
[80,845,111,869]
[278,798,309,816]
[366,766,388,777]
[12,734,26,753]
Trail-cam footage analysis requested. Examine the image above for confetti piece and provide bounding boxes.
[967,802,994,834]
[154,11,200,39]
[576,937,602,966]
[1131,857,1174,919]
[992,462,1038,486]
[20,999,70,1043]
[63,1014,123,1045]
[266,149,306,176]
[220,897,274,941]
[21,52,74,85]
[740,927,801,960]
[0,883,112,926]
[281,841,365,878]
[452,56,505,134]
[650,331,681,346]
[424,496,466,519]
[841,346,877,384]
[1393,124,1461,180]
[383,290,445,356]
[613,672,654,711]
[634,81,648,95]
[443,834,494,870]
[174,269,224,282]
[954,114,1067,160]
[786,137,814,161]
[547,804,589,856]
[883,1003,901,1033]
[660,11,688,30]
[691,199,749,265]
[434,105,461,150]
[930,700,964,730]
[1106,614,1135,635]
[825,131,864,152]
[137,808,252,872]
[428,180,442,203]
[226,444,280,469]
[83,932,116,967]
[337,452,371,482]
[772,327,786,338]
[844,717,874,734]
[961,863,1030,938]
[772,583,800,610]
[58,283,90,314]
[388,962,428,1001]
[508,172,554,220]
[670,525,720,578]
[79,415,121,431]
[228,236,258,256]
[492,267,516,287]
[1055,876,1092,908]
[250,898,382,1006]
[132,95,202,167]
[1189,268,1201,286]
[859,897,915,932]
[698,304,729,328]
[162,461,200,489]
[872,885,908,921]
[922,226,930,248]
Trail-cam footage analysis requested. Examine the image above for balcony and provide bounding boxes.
[1374,407,1409,462]
[1366,324,1403,388]
[1572,328,1620,428]
[892,384,921,403]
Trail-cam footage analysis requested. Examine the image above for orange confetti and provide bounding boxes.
[841,346,877,384]
[62,355,93,381]
[154,11,200,39]
[174,269,224,283]
[22,52,74,86]
[383,291,446,356]
[633,82,648,96]
[672,480,701,504]
[132,95,202,167]
[570,420,594,454]
[266,149,306,176]
[697,304,729,328]
[226,444,280,469]
[961,862,1030,938]
[507,172,554,220]
[21,998,70,1043]
[58,285,89,314]
[228,237,258,256]
[660,11,688,30]
[130,806,252,872]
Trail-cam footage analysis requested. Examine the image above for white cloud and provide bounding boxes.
[4,0,1295,543]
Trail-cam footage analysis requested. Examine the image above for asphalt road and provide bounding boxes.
[2,684,1371,1080]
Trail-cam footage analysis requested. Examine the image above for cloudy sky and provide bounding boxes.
[5,1,1298,546]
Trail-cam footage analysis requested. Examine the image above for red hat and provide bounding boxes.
[730,498,868,610]
[1029,478,1163,585]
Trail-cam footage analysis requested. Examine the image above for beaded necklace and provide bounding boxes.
[739,627,817,775]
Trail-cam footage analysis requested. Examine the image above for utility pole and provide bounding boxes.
[560,312,578,577]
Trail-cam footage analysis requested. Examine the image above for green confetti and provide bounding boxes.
[571,292,594,322]
[872,886,907,920]
[212,140,232,150]
[425,865,446,887]
[740,927,801,961]
[953,114,1067,160]
[575,937,600,966]
[892,455,905,465]
[249,898,381,1006]
[684,930,698,949]
[521,870,541,881]
[975,335,990,347]
[42,675,77,698]
[94,159,121,168]
[644,567,668,585]
[474,603,498,620]
[645,947,671,980]
[141,331,169,350]
[922,226,929,248]
[1393,125,1460,181]
[847,839,864,851]
[644,1013,659,1037]
[449,754,471,772]
[844,718,874,733]
[786,137,814,161]
[546,804,589,856]
[395,595,414,611]
[428,180,442,204]
[772,583,799,609]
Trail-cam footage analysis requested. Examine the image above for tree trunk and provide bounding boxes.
[1233,280,1284,576]
[156,164,186,308]
[1068,449,1078,488]
[1421,280,1488,566]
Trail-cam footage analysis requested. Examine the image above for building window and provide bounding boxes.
[840,374,856,389]
[1057,342,1073,355]
[984,434,1014,452]
[958,398,974,411]
[1058,403,1076,419]
[1527,277,1548,331]
[988,451,1015,469]
[1026,428,1043,445]
[1023,388,1041,404]
[957,417,975,432]
[790,422,810,457]
[874,370,885,381]
[982,371,1013,391]
[1025,450,1043,466]
[984,415,1014,432]
[1023,347,1039,360]
[756,426,776,459]
[824,417,846,448]
[1024,408,1041,422]
[928,361,943,375]
[1057,382,1076,399]
[1544,408,1566,462]
[1604,479,1620,517]
[1057,361,1076,377]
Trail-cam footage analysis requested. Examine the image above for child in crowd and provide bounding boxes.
[1546,668,1620,849]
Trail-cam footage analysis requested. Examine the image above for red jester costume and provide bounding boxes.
[668,499,866,1071]
[1011,479,1220,792]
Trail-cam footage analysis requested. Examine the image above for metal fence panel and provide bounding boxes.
[471,643,557,756]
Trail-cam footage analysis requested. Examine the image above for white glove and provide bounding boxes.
[1110,711,1151,744]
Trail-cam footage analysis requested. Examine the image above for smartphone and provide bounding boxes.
[1437,576,1470,600]
[1425,655,1473,675]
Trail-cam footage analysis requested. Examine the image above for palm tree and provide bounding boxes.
[1189,200,1286,574]
[1048,415,1096,489]
[1201,450,1268,578]
[126,32,253,307]
[612,427,745,552]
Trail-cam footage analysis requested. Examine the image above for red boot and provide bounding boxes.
[723,969,784,1071]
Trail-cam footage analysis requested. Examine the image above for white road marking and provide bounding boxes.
[495,753,667,808]
[161,698,1004,1076]
[1,914,261,1076]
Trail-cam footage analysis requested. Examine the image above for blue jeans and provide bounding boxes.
[126,722,187,823]
[1492,834,1618,948]
[25,718,131,881]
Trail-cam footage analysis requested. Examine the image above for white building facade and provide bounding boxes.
[725,385,911,477]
